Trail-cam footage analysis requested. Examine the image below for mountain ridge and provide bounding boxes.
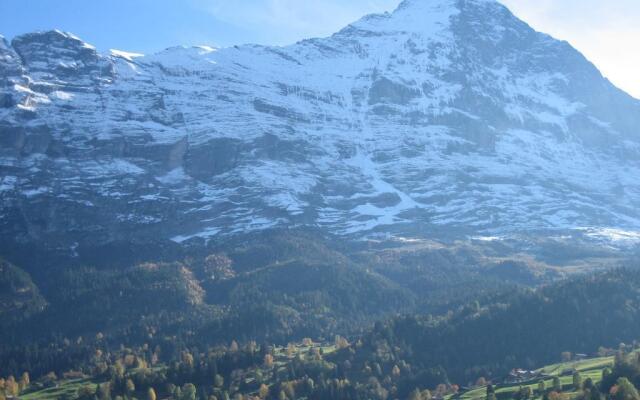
[1,0,639,252]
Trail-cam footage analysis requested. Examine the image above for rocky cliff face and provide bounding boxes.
[1,0,640,251]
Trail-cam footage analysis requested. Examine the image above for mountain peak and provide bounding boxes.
[343,0,457,36]
[11,30,98,66]
[9,30,111,82]
[12,29,95,52]
[394,0,502,15]
[344,0,506,38]
[0,35,11,53]
[396,0,498,10]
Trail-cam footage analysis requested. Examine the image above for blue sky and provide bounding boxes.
[1,0,638,97]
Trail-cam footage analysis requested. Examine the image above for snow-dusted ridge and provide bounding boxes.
[110,49,144,61]
[1,0,640,248]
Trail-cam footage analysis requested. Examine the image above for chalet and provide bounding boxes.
[506,369,540,383]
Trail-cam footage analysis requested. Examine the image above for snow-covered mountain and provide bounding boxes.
[1,0,640,249]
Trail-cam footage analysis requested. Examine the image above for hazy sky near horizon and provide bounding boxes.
[1,0,638,97]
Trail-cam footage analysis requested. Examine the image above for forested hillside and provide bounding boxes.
[3,267,640,400]
[346,269,640,386]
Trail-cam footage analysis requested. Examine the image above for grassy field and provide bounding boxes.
[537,357,613,376]
[18,345,619,400]
[456,355,615,400]
[20,378,95,400]
[22,341,337,399]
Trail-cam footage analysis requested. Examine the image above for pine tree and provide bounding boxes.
[553,377,562,392]
[584,378,595,391]
[538,380,546,395]
[573,372,583,390]
[487,384,497,400]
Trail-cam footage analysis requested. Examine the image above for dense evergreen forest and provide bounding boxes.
[1,230,550,371]
[1,232,640,400]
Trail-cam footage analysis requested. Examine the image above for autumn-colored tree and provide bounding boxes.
[182,383,197,400]
[204,253,235,281]
[259,384,269,399]
[264,354,274,367]
[148,387,157,400]
[548,391,562,400]
[18,372,29,392]
[182,351,194,367]
[409,388,422,400]
[214,374,225,388]
[77,384,97,400]
[286,343,296,357]
[98,382,111,400]
[135,356,148,369]
[334,335,349,349]
[435,384,448,397]
[392,365,401,377]
[125,378,136,395]
[5,376,18,397]
[113,360,125,379]
[230,341,239,352]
